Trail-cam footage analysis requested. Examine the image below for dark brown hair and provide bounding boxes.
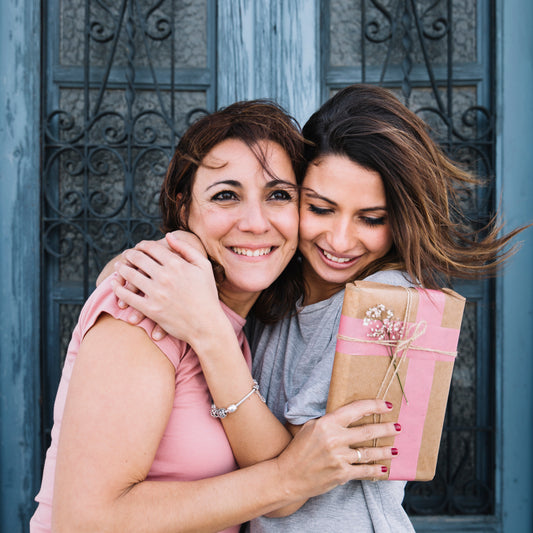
[160,100,305,322]
[302,84,528,289]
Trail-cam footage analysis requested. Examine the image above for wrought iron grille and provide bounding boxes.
[41,0,215,454]
[323,0,494,515]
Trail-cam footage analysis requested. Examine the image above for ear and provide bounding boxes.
[176,193,186,227]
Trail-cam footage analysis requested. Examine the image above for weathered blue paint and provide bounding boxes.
[217,0,319,124]
[0,0,42,531]
[496,1,533,531]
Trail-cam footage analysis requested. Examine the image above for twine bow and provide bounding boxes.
[337,288,458,406]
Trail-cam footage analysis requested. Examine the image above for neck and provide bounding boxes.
[217,288,261,318]
[302,261,345,306]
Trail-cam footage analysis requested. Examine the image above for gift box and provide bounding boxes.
[326,280,466,481]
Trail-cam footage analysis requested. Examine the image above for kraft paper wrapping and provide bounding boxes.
[326,280,466,481]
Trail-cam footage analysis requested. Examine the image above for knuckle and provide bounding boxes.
[321,434,340,453]
[359,424,375,442]
[309,420,340,452]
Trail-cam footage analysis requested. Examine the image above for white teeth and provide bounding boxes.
[231,247,272,257]
[322,250,353,263]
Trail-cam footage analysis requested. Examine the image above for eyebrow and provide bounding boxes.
[303,189,387,211]
[205,178,297,192]
[205,179,241,191]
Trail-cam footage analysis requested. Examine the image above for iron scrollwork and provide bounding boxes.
[43,0,210,283]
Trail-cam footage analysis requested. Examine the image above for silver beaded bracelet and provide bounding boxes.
[210,380,265,419]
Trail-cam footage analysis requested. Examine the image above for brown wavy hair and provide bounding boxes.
[302,84,529,289]
[160,100,305,322]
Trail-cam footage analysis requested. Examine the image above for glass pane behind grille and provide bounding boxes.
[59,0,208,68]
[330,0,477,67]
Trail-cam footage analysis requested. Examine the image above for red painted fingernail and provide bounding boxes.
[391,448,399,456]
[385,401,393,409]
[381,466,388,473]
[394,423,401,431]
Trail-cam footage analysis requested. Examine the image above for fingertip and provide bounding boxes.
[166,231,182,243]
[152,329,164,341]
[165,232,183,251]
[166,231,186,246]
[128,311,141,324]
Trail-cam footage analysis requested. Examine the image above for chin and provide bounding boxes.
[315,266,357,285]
[228,278,275,295]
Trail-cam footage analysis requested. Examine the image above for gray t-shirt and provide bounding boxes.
[247,270,415,533]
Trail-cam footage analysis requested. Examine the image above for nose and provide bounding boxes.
[328,217,358,253]
[237,200,272,234]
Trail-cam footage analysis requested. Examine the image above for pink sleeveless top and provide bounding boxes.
[30,276,251,533]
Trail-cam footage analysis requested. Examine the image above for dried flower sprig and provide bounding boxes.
[364,304,409,404]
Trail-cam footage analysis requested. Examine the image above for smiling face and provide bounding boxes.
[298,154,393,304]
[187,138,299,316]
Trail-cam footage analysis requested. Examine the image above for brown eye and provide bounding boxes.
[212,190,238,201]
[269,190,293,201]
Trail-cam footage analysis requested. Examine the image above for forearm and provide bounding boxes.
[192,314,292,467]
[54,459,297,533]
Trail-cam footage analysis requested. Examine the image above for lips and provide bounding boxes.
[230,246,273,257]
[318,246,359,266]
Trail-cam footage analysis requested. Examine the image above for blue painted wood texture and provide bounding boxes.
[0,0,42,531]
[217,0,319,124]
[496,1,533,532]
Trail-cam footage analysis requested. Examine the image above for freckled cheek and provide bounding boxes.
[188,213,234,256]
[370,228,393,256]
[298,213,322,242]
